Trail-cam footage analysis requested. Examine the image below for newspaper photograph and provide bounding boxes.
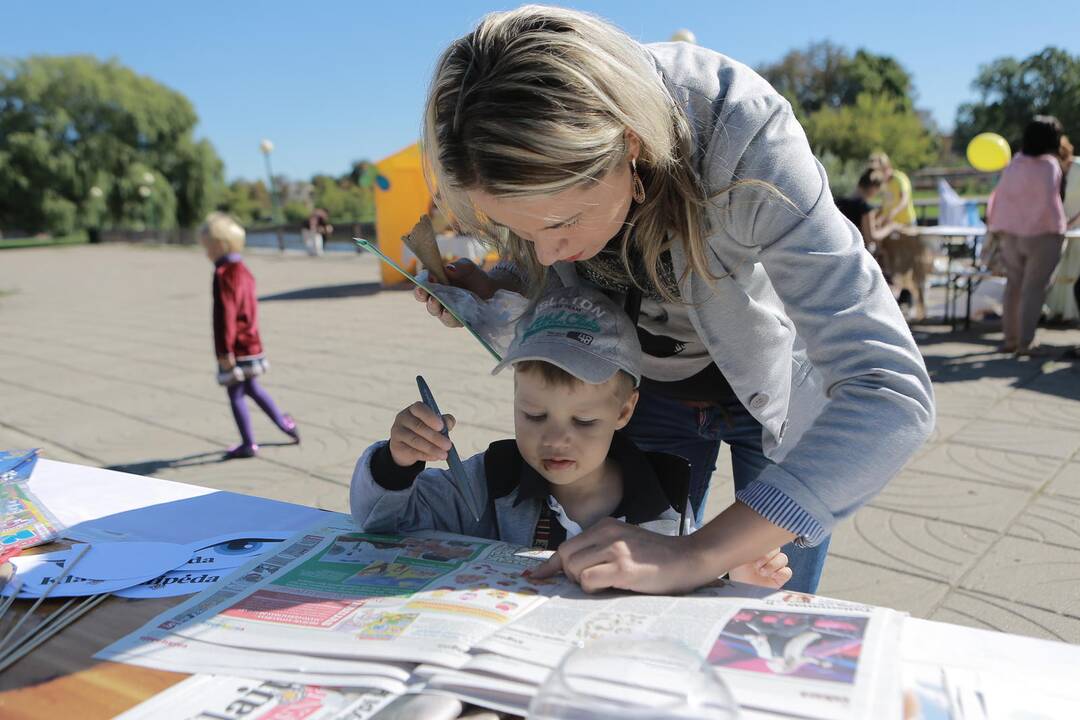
[114,674,398,720]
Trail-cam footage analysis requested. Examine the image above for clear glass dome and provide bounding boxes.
[527,636,739,720]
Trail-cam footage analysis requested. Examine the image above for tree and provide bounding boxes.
[759,42,914,117]
[219,180,271,226]
[312,173,375,223]
[804,93,938,175]
[954,47,1080,152]
[759,42,935,169]
[0,55,225,235]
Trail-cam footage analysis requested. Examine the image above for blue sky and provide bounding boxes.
[5,1,1074,181]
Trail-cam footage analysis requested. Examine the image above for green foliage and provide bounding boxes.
[818,152,866,198]
[312,173,375,223]
[282,199,311,225]
[219,180,271,226]
[954,47,1080,152]
[760,42,935,171]
[759,41,914,117]
[803,93,938,172]
[0,55,224,235]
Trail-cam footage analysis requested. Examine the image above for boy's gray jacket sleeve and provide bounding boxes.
[350,441,492,536]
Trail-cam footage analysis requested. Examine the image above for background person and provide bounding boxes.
[201,212,300,458]
[987,116,1068,356]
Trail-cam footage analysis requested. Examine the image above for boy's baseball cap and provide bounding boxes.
[492,286,641,386]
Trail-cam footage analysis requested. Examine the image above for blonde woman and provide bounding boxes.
[414,6,933,594]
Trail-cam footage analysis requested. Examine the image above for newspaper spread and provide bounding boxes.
[429,583,904,720]
[98,519,570,672]
[113,674,397,720]
[100,518,903,719]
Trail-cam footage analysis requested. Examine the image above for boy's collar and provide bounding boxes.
[508,431,673,524]
[214,252,243,267]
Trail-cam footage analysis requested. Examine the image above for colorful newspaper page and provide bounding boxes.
[1,477,63,555]
[98,520,567,672]
[114,674,397,720]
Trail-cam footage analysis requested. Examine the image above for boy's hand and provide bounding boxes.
[389,402,455,467]
[728,548,791,590]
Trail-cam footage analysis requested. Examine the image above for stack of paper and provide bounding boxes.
[98,518,906,719]
[417,585,905,719]
[97,518,570,695]
[1,449,62,560]
[114,674,397,720]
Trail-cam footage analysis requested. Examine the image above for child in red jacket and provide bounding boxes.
[201,212,299,459]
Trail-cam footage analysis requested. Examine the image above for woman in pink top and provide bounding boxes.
[988,116,1068,355]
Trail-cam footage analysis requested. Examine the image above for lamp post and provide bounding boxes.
[138,184,154,236]
[88,186,104,243]
[141,172,156,236]
[260,139,285,252]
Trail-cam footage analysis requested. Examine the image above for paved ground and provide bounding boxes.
[3,243,1080,644]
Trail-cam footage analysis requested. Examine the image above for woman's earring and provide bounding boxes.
[631,158,646,204]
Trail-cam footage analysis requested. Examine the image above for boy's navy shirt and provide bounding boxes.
[355,431,689,549]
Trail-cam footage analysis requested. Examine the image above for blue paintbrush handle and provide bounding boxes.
[415,376,482,522]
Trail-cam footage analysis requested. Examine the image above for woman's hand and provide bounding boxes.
[531,502,798,595]
[413,259,514,328]
[529,518,718,595]
[388,402,455,467]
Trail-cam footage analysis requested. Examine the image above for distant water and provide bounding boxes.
[245,231,361,254]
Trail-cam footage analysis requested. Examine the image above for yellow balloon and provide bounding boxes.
[966,133,1011,172]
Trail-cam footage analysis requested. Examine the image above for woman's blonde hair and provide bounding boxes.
[201,211,246,255]
[422,4,718,300]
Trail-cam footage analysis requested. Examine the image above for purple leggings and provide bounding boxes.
[227,378,289,446]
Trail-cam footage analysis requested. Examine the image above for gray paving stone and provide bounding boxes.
[930,384,1003,418]
[906,444,1062,490]
[1013,365,1080,403]
[1008,494,1080,550]
[926,414,971,444]
[1047,462,1080,499]
[0,426,100,465]
[949,418,1080,460]
[870,470,1031,531]
[981,396,1080,431]
[830,506,996,582]
[930,590,1080,644]
[960,536,1080,616]
[815,556,949,617]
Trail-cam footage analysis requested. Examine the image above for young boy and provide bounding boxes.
[350,286,790,588]
[200,212,299,458]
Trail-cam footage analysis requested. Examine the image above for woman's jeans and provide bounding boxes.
[623,388,831,593]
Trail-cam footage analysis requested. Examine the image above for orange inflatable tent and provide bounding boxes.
[373,143,431,286]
